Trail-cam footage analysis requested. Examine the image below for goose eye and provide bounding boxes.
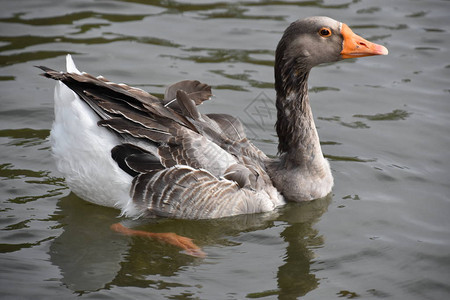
[319,27,332,37]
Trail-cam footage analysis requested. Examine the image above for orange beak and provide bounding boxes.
[340,23,388,59]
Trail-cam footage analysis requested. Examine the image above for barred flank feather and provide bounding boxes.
[131,166,276,219]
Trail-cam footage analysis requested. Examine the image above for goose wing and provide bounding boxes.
[38,62,282,218]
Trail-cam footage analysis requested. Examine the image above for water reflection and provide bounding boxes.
[49,193,331,296]
[318,108,411,129]
[354,109,411,121]
[48,194,128,292]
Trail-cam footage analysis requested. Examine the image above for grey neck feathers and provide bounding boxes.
[274,60,323,167]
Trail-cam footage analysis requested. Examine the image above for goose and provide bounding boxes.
[38,16,387,253]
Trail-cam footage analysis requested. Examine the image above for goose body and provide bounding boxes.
[40,16,387,219]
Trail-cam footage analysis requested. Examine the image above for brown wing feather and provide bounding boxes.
[164,80,212,104]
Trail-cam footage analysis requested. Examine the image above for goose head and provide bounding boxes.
[275,16,388,92]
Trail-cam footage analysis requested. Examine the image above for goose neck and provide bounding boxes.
[275,70,323,168]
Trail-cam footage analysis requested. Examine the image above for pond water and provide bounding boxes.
[1,0,449,299]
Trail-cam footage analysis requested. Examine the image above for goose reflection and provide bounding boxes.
[49,193,331,297]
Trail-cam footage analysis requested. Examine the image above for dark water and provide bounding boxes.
[1,0,450,299]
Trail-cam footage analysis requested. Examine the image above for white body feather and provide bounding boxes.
[50,55,136,214]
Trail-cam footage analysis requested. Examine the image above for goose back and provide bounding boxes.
[38,63,283,218]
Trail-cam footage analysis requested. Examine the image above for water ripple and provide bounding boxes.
[0,11,148,26]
